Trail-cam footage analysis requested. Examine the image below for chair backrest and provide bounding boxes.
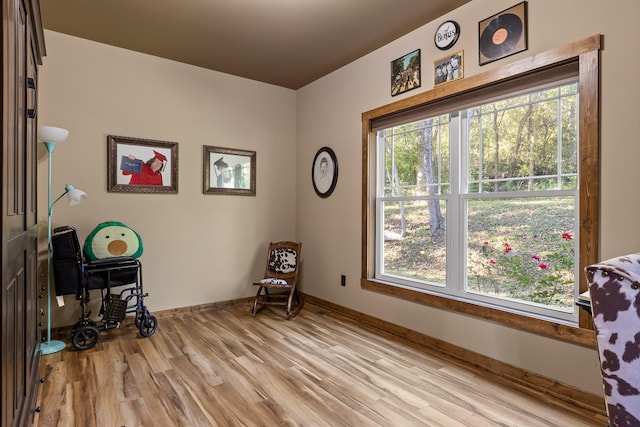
[584,254,640,426]
[51,226,84,296]
[264,241,301,283]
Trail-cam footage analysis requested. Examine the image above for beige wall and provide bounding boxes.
[38,30,297,327]
[38,0,640,397]
[296,0,640,396]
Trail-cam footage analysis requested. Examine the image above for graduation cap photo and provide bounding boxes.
[108,134,179,194]
[203,145,256,196]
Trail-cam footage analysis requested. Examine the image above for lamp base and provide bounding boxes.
[40,339,66,355]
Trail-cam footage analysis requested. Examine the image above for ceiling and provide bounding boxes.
[40,0,471,89]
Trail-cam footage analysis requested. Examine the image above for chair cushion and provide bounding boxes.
[268,248,297,274]
[260,278,288,285]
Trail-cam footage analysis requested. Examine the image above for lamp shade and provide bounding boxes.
[65,185,87,206]
[37,126,69,143]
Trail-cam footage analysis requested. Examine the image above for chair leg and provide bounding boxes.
[285,288,303,319]
[286,289,295,317]
[251,286,264,316]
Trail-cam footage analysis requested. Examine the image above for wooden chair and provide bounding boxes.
[251,241,302,319]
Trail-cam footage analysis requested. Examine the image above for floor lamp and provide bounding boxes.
[38,125,88,355]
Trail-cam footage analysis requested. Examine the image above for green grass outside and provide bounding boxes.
[383,197,575,309]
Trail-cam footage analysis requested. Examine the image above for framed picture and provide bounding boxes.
[434,50,464,86]
[479,1,528,66]
[203,145,256,196]
[312,147,338,198]
[107,135,178,194]
[391,49,421,96]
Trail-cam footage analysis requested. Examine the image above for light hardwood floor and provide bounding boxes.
[35,302,606,426]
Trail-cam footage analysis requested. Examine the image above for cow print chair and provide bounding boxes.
[585,254,640,426]
[251,241,302,319]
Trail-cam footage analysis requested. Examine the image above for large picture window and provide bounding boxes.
[376,81,578,322]
[362,36,601,342]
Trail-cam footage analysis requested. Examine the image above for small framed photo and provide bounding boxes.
[434,50,464,86]
[107,135,178,194]
[479,1,528,66]
[391,49,421,96]
[203,145,256,196]
[312,147,338,198]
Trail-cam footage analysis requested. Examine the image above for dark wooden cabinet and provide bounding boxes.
[1,0,45,425]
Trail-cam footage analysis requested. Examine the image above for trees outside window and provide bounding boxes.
[376,81,580,323]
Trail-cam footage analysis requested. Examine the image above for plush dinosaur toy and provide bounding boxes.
[84,221,144,261]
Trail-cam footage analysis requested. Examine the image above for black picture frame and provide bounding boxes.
[478,1,528,66]
[312,147,338,198]
[203,145,256,196]
[391,49,421,96]
[107,135,179,194]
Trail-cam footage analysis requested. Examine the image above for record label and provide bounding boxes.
[492,29,508,45]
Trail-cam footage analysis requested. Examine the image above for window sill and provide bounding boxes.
[361,277,596,347]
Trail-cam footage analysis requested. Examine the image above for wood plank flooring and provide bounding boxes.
[35,303,606,426]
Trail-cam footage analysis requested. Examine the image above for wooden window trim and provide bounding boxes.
[361,35,602,347]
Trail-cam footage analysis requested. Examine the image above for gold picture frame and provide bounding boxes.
[107,135,179,194]
[434,50,464,86]
[203,145,256,196]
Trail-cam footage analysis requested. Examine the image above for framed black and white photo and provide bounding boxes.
[203,145,256,196]
[434,50,464,86]
[312,147,338,198]
[391,49,421,96]
[107,135,178,194]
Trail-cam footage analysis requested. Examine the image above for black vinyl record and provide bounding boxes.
[479,13,523,60]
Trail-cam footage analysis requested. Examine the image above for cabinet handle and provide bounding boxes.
[27,77,37,119]
[35,406,41,413]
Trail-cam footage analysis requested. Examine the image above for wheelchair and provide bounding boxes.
[51,226,157,350]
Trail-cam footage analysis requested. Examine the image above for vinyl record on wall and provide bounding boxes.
[478,1,528,65]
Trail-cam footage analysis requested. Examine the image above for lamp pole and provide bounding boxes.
[40,141,66,355]
[38,126,86,355]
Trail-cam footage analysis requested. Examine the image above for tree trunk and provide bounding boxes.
[420,120,445,238]
[385,138,406,238]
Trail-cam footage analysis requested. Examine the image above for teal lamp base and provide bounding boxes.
[40,339,66,355]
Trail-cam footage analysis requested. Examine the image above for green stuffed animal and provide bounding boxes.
[84,221,144,261]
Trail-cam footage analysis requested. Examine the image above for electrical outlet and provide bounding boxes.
[341,275,346,286]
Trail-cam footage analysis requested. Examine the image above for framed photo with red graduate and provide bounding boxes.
[107,135,179,194]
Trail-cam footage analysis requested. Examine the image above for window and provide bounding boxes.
[362,36,601,342]
[376,81,578,323]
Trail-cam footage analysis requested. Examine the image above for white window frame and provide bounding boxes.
[374,84,580,323]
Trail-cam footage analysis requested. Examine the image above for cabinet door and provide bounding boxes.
[1,0,41,425]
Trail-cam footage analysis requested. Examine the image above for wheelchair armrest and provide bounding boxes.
[85,256,140,274]
[87,256,137,265]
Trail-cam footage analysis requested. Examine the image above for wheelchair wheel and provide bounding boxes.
[138,315,158,337]
[72,325,100,350]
